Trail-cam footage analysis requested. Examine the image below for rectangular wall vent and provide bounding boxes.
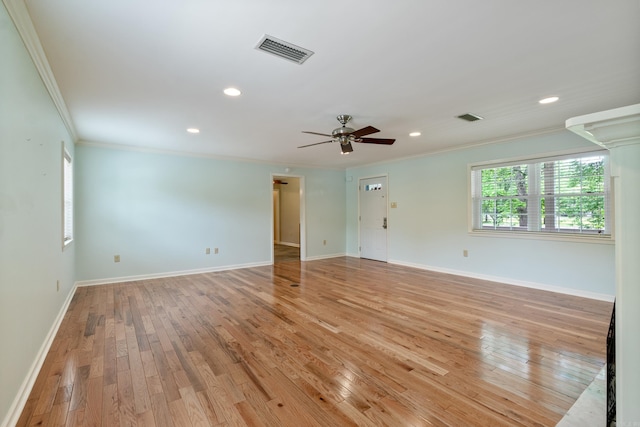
[457,113,484,122]
[255,35,314,65]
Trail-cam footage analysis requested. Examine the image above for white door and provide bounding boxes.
[360,176,388,261]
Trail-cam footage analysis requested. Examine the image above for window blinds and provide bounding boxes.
[471,150,611,236]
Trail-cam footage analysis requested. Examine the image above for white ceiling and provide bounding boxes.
[21,0,640,168]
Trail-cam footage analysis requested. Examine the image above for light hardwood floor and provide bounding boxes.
[17,258,612,426]
[273,245,299,263]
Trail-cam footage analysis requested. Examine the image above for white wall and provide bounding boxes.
[0,3,76,424]
[75,144,346,282]
[346,131,615,298]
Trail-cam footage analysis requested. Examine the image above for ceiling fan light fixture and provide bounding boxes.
[409,132,421,137]
[341,141,353,154]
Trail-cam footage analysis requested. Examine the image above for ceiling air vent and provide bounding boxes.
[457,113,484,122]
[255,35,314,65]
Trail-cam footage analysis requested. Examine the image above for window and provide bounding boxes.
[63,148,73,246]
[470,150,611,238]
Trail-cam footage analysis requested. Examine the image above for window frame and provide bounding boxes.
[468,148,613,244]
[62,145,73,248]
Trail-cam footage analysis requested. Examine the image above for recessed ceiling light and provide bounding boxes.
[223,87,241,97]
[539,96,559,104]
[409,132,421,137]
[186,128,200,134]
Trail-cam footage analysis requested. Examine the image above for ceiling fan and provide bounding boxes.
[298,115,395,154]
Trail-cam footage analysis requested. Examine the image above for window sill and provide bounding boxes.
[468,230,614,245]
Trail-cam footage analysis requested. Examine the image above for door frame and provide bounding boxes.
[358,174,389,260]
[273,188,280,244]
[271,173,306,263]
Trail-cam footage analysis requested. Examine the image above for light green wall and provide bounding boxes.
[75,145,346,281]
[347,131,615,297]
[0,1,618,422]
[0,3,75,424]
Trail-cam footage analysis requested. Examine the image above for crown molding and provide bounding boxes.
[3,0,78,141]
[566,104,640,150]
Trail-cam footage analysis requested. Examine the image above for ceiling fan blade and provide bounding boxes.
[351,126,380,138]
[358,137,396,145]
[302,131,333,137]
[298,140,333,148]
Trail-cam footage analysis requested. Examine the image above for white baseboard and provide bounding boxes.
[277,241,300,248]
[388,259,615,302]
[75,261,272,287]
[304,252,346,261]
[1,282,78,427]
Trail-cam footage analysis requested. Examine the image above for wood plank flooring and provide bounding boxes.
[17,258,612,426]
[273,245,299,263]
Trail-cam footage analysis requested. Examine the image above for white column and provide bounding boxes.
[567,104,640,425]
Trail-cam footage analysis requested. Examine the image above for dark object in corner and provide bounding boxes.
[607,301,615,426]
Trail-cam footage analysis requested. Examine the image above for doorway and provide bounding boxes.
[272,175,305,263]
[359,175,388,262]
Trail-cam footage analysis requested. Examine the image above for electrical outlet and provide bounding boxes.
[214,248,219,254]
[463,249,468,258]
[114,255,120,263]
[390,202,398,208]
[56,280,60,292]
[206,247,210,254]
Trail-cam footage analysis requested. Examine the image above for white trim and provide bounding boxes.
[1,281,78,427]
[357,174,389,260]
[468,230,614,245]
[278,242,300,248]
[467,148,613,240]
[566,103,640,129]
[80,129,570,173]
[304,253,346,261]
[62,145,73,249]
[273,188,280,245]
[270,173,306,262]
[2,0,78,142]
[75,261,271,287]
[566,103,640,150]
[388,259,615,302]
[78,140,343,171]
[347,126,565,171]
[299,175,306,261]
[467,147,608,170]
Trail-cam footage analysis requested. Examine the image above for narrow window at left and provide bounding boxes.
[63,147,73,246]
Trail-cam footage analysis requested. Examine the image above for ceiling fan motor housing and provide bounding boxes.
[333,115,356,143]
[332,126,355,140]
